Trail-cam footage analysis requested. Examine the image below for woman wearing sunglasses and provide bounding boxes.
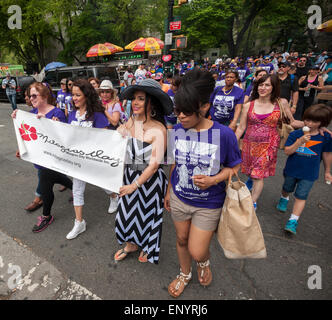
[12,82,73,233]
[165,69,242,298]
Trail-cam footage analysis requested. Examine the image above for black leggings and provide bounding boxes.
[39,168,73,216]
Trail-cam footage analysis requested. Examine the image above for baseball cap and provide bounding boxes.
[278,60,291,67]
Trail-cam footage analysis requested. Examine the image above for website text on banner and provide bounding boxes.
[12,110,128,194]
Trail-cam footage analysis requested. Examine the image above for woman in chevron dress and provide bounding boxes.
[114,79,173,264]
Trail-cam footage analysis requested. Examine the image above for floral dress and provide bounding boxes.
[241,100,280,179]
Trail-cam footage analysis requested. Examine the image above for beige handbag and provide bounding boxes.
[217,172,267,259]
[277,98,294,150]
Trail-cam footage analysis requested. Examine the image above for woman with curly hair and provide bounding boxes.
[66,79,109,240]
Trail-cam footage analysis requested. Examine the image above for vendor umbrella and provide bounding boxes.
[125,37,164,52]
[317,19,332,32]
[86,43,123,57]
[45,61,67,71]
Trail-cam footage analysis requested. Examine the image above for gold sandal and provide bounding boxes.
[197,259,212,287]
[168,268,192,298]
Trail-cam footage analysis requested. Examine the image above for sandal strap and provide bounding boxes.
[197,259,210,278]
[197,259,210,268]
[174,268,192,290]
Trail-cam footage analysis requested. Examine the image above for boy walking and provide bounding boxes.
[277,104,332,234]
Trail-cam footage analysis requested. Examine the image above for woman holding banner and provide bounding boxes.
[66,79,109,240]
[12,82,73,233]
[114,78,173,264]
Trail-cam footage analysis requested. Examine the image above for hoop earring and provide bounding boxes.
[151,109,156,117]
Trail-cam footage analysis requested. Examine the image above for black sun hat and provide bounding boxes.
[120,79,173,115]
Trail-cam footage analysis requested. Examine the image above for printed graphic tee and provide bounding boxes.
[209,86,244,124]
[284,130,332,181]
[169,121,242,209]
[68,110,109,128]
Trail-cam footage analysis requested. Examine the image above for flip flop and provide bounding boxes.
[114,247,138,261]
[138,251,148,263]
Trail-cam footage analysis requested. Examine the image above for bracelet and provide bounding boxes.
[134,180,141,188]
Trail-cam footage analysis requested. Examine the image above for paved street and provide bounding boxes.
[0,102,331,301]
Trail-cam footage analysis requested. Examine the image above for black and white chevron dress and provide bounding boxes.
[115,138,167,264]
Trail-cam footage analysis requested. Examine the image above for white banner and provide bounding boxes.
[13,110,128,194]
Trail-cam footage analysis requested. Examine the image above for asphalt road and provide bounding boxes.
[0,102,331,300]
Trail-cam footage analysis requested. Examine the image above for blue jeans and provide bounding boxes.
[7,94,17,111]
[282,176,314,200]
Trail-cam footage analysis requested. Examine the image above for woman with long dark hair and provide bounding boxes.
[66,79,109,240]
[235,74,303,210]
[113,79,173,264]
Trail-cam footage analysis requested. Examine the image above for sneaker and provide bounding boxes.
[277,197,289,212]
[284,219,298,235]
[253,202,257,211]
[32,215,54,233]
[108,196,118,214]
[66,219,86,240]
[246,177,253,191]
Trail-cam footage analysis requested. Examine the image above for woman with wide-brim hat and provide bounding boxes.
[114,78,173,264]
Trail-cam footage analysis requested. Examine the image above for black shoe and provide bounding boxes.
[32,215,54,233]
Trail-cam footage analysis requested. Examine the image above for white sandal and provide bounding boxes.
[168,268,192,298]
[197,259,212,287]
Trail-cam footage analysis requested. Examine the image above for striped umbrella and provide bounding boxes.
[317,20,332,32]
[86,43,123,57]
[125,37,164,52]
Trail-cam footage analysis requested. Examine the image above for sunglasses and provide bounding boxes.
[68,83,73,87]
[60,83,66,85]
[174,108,194,117]
[29,94,40,100]
[100,90,112,94]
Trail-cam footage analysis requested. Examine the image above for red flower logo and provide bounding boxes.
[19,122,38,141]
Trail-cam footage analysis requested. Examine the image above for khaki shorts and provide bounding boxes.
[170,188,222,231]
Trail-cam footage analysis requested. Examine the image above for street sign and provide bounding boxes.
[165,33,173,46]
[170,21,181,31]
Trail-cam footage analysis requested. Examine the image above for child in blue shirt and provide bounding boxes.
[277,104,332,234]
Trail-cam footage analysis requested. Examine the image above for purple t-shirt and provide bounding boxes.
[209,86,245,124]
[30,107,66,170]
[57,90,71,110]
[245,83,253,97]
[67,110,108,128]
[165,89,177,125]
[258,63,274,73]
[169,121,242,209]
[236,67,250,82]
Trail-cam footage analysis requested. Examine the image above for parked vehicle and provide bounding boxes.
[43,65,120,93]
[0,76,35,102]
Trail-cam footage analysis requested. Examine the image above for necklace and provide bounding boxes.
[223,86,234,95]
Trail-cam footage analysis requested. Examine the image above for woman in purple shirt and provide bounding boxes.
[66,79,109,240]
[165,69,242,298]
[12,82,72,233]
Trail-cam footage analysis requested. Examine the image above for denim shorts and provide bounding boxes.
[282,176,315,200]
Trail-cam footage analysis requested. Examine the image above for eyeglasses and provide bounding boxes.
[29,94,40,100]
[60,83,66,85]
[299,60,306,62]
[68,83,73,87]
[100,90,112,94]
